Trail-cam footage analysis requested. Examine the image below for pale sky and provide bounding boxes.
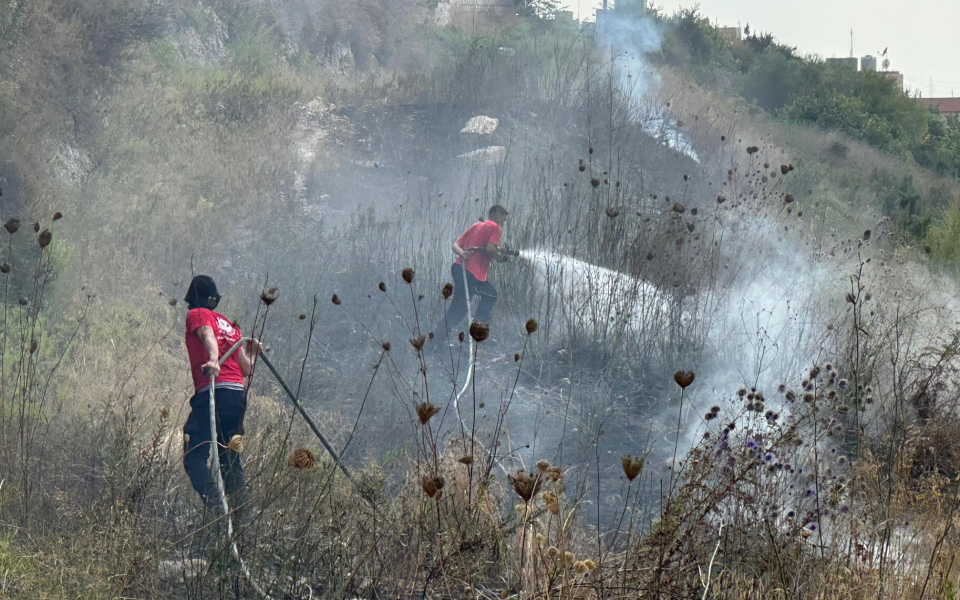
[560,0,960,97]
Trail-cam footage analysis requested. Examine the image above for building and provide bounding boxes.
[861,55,877,72]
[916,98,960,119]
[718,27,742,44]
[826,57,858,71]
[435,0,517,33]
[880,71,904,91]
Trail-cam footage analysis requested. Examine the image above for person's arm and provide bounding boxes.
[236,339,262,377]
[195,325,220,378]
[453,242,475,261]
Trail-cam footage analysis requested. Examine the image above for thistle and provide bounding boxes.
[673,371,695,388]
[289,448,316,470]
[0,263,10,274]
[415,401,440,425]
[401,268,415,284]
[420,474,445,498]
[227,435,244,453]
[621,454,644,481]
[409,336,426,351]
[4,218,20,234]
[37,229,52,248]
[260,287,279,306]
[469,321,489,342]
[525,318,538,335]
[52,211,63,221]
[508,470,542,502]
[331,294,341,305]
[378,282,387,292]
[442,283,453,299]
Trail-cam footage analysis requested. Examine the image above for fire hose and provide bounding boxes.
[206,337,352,598]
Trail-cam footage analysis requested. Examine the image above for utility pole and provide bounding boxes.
[850,29,853,58]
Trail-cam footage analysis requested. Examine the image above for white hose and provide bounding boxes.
[208,337,271,599]
[452,265,475,433]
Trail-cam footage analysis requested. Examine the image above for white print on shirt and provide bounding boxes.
[216,316,237,341]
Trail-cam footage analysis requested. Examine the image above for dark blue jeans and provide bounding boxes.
[183,387,246,510]
[440,263,498,334]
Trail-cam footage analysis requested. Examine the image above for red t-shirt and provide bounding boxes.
[454,220,502,282]
[185,308,245,392]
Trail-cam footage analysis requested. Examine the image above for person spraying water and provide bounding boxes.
[435,204,512,345]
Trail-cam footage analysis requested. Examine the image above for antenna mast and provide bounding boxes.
[850,29,853,58]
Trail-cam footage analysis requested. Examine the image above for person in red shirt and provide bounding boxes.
[181,275,260,513]
[437,205,509,339]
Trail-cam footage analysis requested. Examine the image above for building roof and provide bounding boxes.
[917,98,960,114]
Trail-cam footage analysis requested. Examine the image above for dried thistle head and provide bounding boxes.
[227,434,245,453]
[671,202,687,214]
[0,263,10,274]
[508,470,542,502]
[331,294,341,305]
[289,448,316,470]
[409,335,426,351]
[605,207,620,218]
[52,211,63,221]
[564,551,576,567]
[458,455,473,465]
[746,146,759,155]
[674,371,695,389]
[547,546,560,558]
[401,268,415,284]
[546,466,563,482]
[37,229,52,248]
[415,401,440,425]
[4,218,20,234]
[30,340,38,354]
[159,405,170,419]
[525,318,538,335]
[381,341,391,352]
[420,474,445,498]
[541,491,560,515]
[32,222,39,233]
[574,561,589,575]
[781,165,790,175]
[458,331,465,343]
[536,533,546,546]
[469,321,489,342]
[260,287,279,306]
[621,454,644,481]
[168,298,178,306]
[378,282,387,292]
[442,283,453,299]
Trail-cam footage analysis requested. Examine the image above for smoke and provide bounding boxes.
[596,9,699,161]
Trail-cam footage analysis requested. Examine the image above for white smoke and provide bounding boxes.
[596,9,699,162]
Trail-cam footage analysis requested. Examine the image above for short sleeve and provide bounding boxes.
[186,308,214,335]
[485,221,502,246]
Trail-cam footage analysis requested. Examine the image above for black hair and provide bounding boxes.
[184,275,221,310]
[488,204,509,220]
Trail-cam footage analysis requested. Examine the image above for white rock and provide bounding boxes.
[460,115,499,135]
[457,146,506,165]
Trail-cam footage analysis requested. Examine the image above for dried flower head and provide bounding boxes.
[671,202,687,214]
[401,268,415,284]
[227,434,245,453]
[564,551,576,567]
[289,448,316,470]
[381,341,391,352]
[547,546,560,558]
[378,282,387,292]
[30,340,38,354]
[0,263,10,274]
[409,336,426,351]
[420,474,445,498]
[621,454,644,481]
[536,533,546,546]
[458,455,474,465]
[541,491,560,514]
[469,321,489,342]
[299,314,306,320]
[4,218,20,234]
[458,331,465,343]
[525,318,538,335]
[591,178,601,188]
[442,283,453,299]
[536,459,552,473]
[52,212,63,221]
[37,229,52,248]
[574,561,589,575]
[331,294,341,305]
[546,466,563,481]
[584,559,597,571]
[32,222,39,233]
[508,470,542,502]
[781,165,790,175]
[260,287,279,306]
[159,405,170,419]
[605,207,620,218]
[746,146,759,155]
[674,371,695,389]
[415,401,440,425]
